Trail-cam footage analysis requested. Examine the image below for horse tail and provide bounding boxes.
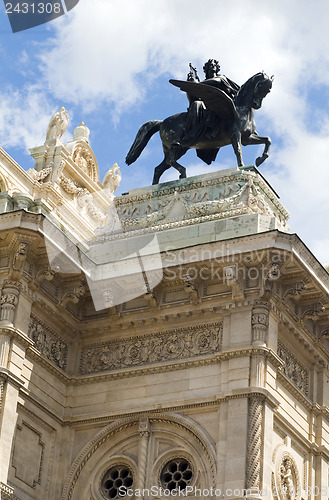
[126,120,162,165]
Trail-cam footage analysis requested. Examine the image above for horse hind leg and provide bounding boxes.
[152,159,170,185]
[172,161,186,179]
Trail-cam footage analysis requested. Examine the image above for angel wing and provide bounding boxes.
[169,79,238,120]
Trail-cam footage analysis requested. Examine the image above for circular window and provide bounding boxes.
[101,465,133,499]
[161,458,193,492]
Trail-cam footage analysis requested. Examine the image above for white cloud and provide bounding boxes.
[0,86,57,151]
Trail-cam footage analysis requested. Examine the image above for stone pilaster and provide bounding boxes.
[246,396,264,496]
[0,281,21,326]
[136,417,151,499]
[251,302,270,346]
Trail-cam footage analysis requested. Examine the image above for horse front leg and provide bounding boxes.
[231,128,244,167]
[243,133,271,167]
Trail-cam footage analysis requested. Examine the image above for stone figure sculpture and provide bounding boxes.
[126,62,273,184]
[46,106,69,142]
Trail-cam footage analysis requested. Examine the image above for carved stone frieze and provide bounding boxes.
[114,171,289,234]
[28,316,68,371]
[277,341,309,396]
[80,323,222,375]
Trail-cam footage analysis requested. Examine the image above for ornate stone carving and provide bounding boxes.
[273,449,300,500]
[80,323,222,375]
[246,396,264,492]
[72,145,96,180]
[251,301,270,345]
[28,317,68,371]
[59,175,86,196]
[27,165,52,182]
[277,341,309,396]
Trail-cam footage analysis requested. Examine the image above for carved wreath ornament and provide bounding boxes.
[273,451,300,500]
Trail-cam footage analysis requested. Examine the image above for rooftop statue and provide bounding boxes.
[126,60,273,185]
[45,106,69,143]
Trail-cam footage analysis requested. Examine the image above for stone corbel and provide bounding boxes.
[261,261,281,298]
[11,242,28,279]
[282,281,306,300]
[223,264,245,301]
[301,301,325,321]
[144,291,159,309]
[60,281,86,307]
[183,274,200,304]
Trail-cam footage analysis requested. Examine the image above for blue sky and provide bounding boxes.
[0,0,329,263]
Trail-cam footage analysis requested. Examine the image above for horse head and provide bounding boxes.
[236,72,273,110]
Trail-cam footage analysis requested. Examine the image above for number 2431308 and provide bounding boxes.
[5,2,62,14]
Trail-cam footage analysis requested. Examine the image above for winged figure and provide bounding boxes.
[126,71,273,185]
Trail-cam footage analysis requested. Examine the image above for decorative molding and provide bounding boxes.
[277,341,309,396]
[0,482,15,500]
[80,322,222,375]
[28,316,68,371]
[12,421,45,489]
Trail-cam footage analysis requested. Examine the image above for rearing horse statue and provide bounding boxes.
[126,72,273,185]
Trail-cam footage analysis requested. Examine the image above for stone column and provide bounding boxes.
[136,417,150,500]
[246,395,264,497]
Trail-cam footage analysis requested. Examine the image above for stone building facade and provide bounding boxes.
[0,115,329,500]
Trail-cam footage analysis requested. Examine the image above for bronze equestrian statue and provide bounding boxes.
[126,60,273,185]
